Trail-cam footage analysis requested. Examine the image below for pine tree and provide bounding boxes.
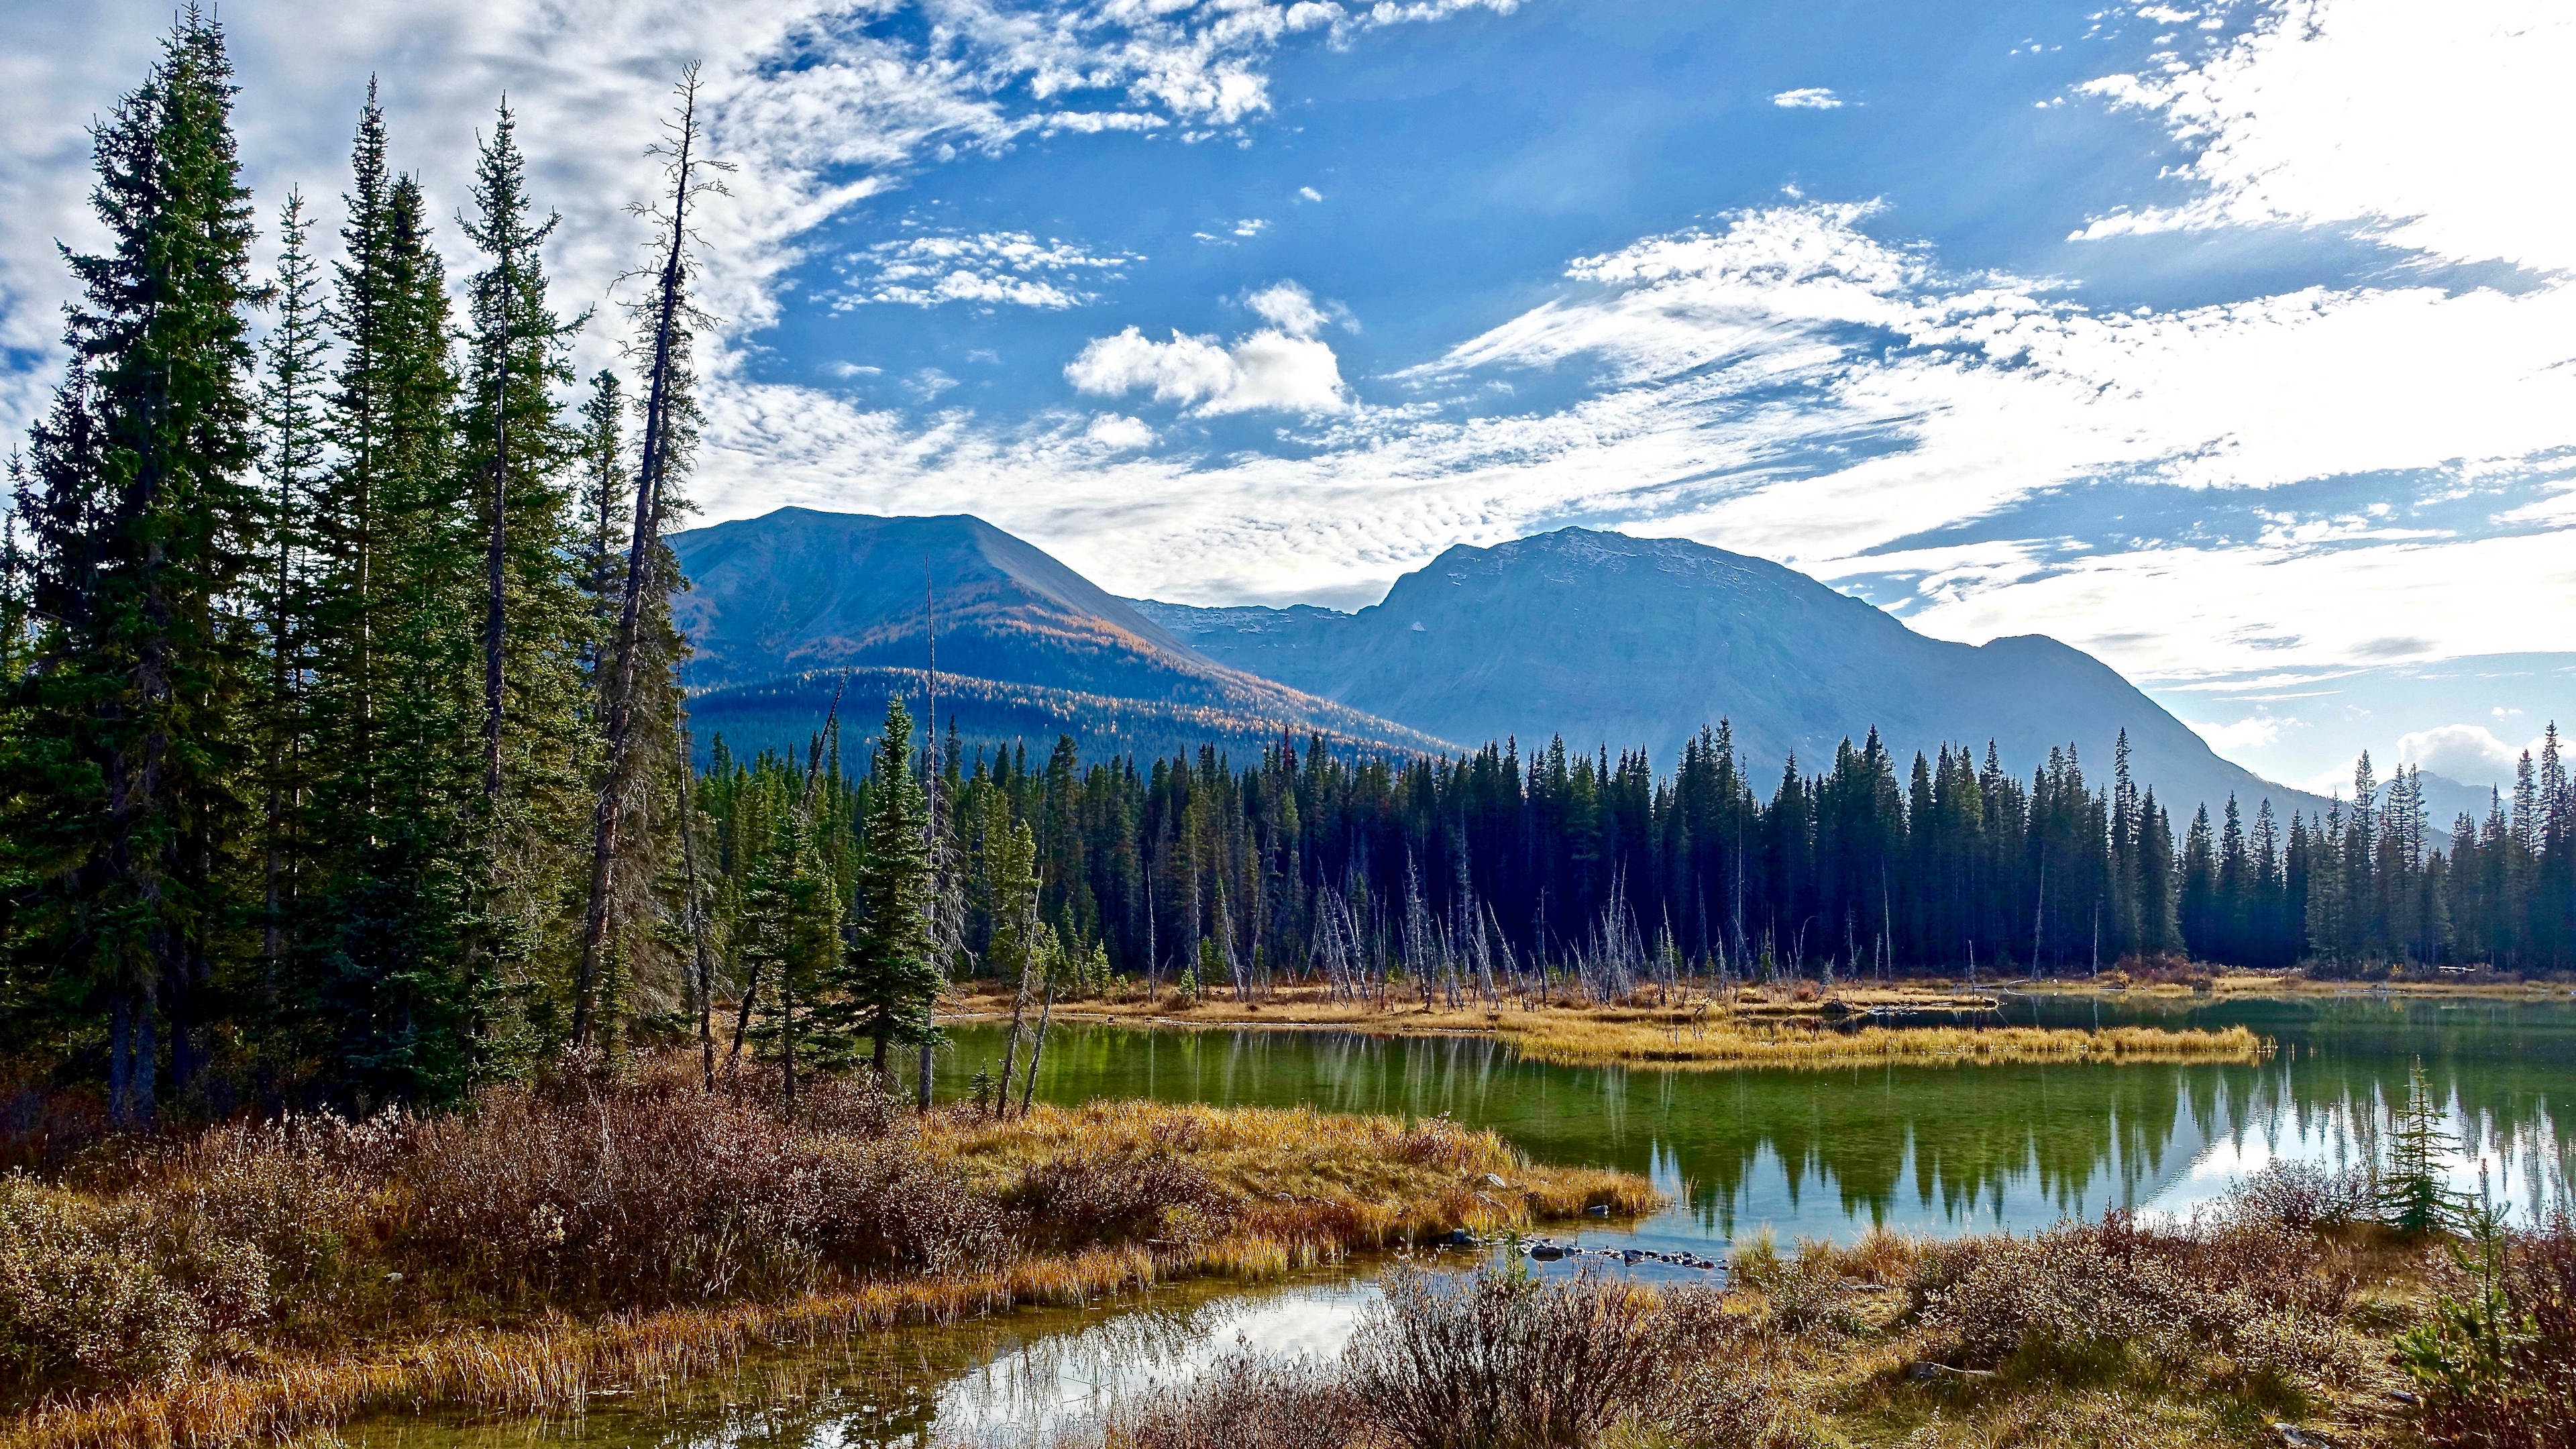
[843,699,943,1076]
[0,9,263,1123]
[255,189,327,1000]
[2381,1061,2465,1235]
[302,92,482,1108]
[736,771,842,1099]
[574,370,625,652]
[2180,804,2216,958]
[458,97,592,1036]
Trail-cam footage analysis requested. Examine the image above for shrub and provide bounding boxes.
[1346,1267,1674,1449]
[392,1075,1002,1307]
[2222,1161,2373,1233]
[2402,1209,2576,1446]
[1909,1210,2371,1403]
[0,1176,209,1389]
[1096,1352,1363,1449]
[1004,1150,1231,1254]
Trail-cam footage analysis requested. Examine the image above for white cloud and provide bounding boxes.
[0,0,1525,441]
[2074,0,2576,270]
[2190,714,2288,751]
[1771,87,1844,109]
[1065,321,1348,415]
[1245,279,1330,335]
[1297,184,1324,202]
[2396,724,2528,782]
[837,229,1138,309]
[1085,413,1157,449]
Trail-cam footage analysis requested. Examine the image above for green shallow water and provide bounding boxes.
[941,991,2576,1243]
[349,993,2576,1447]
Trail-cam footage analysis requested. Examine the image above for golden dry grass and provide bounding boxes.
[0,1099,1649,1449]
[953,983,2269,1069]
[1501,1015,2265,1068]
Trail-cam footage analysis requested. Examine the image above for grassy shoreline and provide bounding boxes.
[948,983,2270,1069]
[2002,968,2576,1002]
[0,1085,1652,1449]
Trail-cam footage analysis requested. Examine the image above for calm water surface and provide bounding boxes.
[352,994,2576,1448]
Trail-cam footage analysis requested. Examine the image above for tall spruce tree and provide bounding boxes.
[255,189,327,1000]
[1,9,262,1123]
[458,97,591,1044]
[845,699,942,1076]
[303,93,481,1108]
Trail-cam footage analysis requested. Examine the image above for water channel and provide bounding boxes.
[347,993,2576,1448]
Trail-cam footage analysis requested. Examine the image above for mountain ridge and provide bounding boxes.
[667,508,1454,760]
[670,508,2330,819]
[1126,527,2335,818]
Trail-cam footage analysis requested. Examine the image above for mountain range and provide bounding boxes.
[668,509,1452,764]
[669,508,2329,819]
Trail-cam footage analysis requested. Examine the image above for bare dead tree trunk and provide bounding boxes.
[677,708,716,1090]
[996,971,1027,1120]
[1018,982,1053,1117]
[576,66,705,1049]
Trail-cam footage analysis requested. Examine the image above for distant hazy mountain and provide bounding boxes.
[1128,528,2333,819]
[2416,771,2504,831]
[666,508,1452,761]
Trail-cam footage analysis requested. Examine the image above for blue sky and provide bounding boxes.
[6,0,2573,795]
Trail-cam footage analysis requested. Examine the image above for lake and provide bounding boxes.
[347,993,2576,1448]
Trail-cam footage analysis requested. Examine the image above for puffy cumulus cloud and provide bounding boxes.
[2397,724,2532,781]
[835,229,1140,309]
[1085,413,1157,449]
[1065,323,1348,415]
[1065,280,1349,415]
[1771,87,1843,109]
[1244,278,1332,334]
[2074,0,2576,270]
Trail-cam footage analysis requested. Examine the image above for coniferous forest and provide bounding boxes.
[5,14,2573,1130]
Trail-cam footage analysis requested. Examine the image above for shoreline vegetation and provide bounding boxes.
[1031,1173,2576,1449]
[947,981,2271,1069]
[0,1063,1650,1449]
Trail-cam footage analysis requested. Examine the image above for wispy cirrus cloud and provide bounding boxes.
[833,229,1140,309]
[2073,0,2576,270]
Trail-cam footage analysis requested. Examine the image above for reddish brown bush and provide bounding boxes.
[392,1075,1006,1307]
[1346,1267,1679,1449]
[1002,1150,1232,1253]
[1096,1352,1363,1449]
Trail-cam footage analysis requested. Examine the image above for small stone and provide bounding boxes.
[2386,1389,2420,1407]
[382,1271,402,1283]
[2273,1426,2333,1449]
[1529,1244,1564,1261]
[1483,1173,1509,1189]
[1585,1203,1611,1218]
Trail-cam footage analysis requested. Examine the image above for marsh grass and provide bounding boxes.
[0,1067,1649,1449]
[1037,1165,2480,1449]
[953,984,2267,1070]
